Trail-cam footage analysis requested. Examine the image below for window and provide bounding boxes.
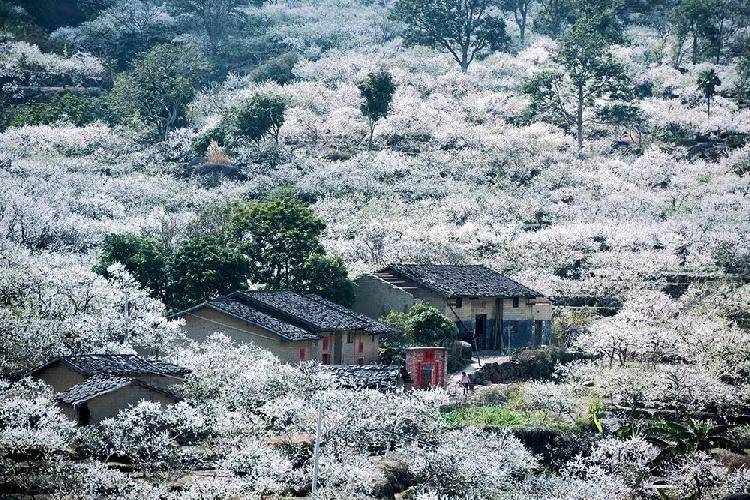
[322,353,331,365]
[347,332,354,343]
[423,349,435,361]
[357,358,364,366]
[358,341,364,353]
[299,348,306,361]
[512,297,520,308]
[322,336,329,351]
[455,297,462,308]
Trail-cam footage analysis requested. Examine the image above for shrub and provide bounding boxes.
[249,52,299,85]
[224,94,286,145]
[5,93,110,130]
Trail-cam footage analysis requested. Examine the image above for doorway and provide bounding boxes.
[419,363,434,388]
[475,314,487,350]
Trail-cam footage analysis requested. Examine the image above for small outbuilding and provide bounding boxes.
[57,375,179,425]
[27,354,189,425]
[405,347,447,389]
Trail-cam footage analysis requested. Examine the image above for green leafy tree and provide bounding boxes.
[391,0,510,72]
[93,234,168,300]
[381,303,458,346]
[294,254,356,307]
[501,0,536,46]
[224,94,286,145]
[169,236,250,310]
[225,197,325,289]
[358,70,396,150]
[535,0,623,41]
[171,0,257,59]
[534,0,571,37]
[669,0,742,66]
[108,44,208,140]
[523,16,634,155]
[697,68,721,116]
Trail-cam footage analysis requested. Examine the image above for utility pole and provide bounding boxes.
[311,401,322,498]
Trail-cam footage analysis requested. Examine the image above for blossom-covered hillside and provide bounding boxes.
[1,0,749,497]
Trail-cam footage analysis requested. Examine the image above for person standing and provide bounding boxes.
[461,371,470,396]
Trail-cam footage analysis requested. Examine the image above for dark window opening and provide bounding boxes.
[512,297,520,308]
[322,353,331,365]
[347,332,354,343]
[455,297,462,308]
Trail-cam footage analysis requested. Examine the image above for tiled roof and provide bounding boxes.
[30,354,189,378]
[324,365,402,388]
[172,290,394,340]
[238,290,394,334]
[208,296,318,341]
[57,376,178,405]
[384,264,543,298]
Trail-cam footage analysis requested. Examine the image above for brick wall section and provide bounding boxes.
[405,347,447,389]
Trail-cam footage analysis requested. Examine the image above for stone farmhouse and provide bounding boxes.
[171,290,394,365]
[353,264,552,353]
[28,354,189,425]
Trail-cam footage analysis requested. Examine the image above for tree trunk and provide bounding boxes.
[707,96,711,117]
[460,52,469,73]
[367,119,375,150]
[692,33,698,65]
[576,86,584,156]
[715,18,724,64]
[519,12,527,47]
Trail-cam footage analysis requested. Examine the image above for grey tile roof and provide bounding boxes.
[57,376,178,405]
[238,290,395,334]
[30,354,189,378]
[385,264,543,298]
[323,365,402,388]
[207,297,318,341]
[171,290,395,340]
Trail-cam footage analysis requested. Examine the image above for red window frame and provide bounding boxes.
[322,336,329,351]
[358,341,364,353]
[299,348,306,361]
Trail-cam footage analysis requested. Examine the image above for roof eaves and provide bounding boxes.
[235,290,327,333]
[204,301,319,341]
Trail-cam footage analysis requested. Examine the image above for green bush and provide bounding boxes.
[441,405,570,430]
[249,53,298,85]
[380,303,458,346]
[5,93,110,129]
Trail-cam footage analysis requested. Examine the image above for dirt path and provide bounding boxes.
[447,353,511,396]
